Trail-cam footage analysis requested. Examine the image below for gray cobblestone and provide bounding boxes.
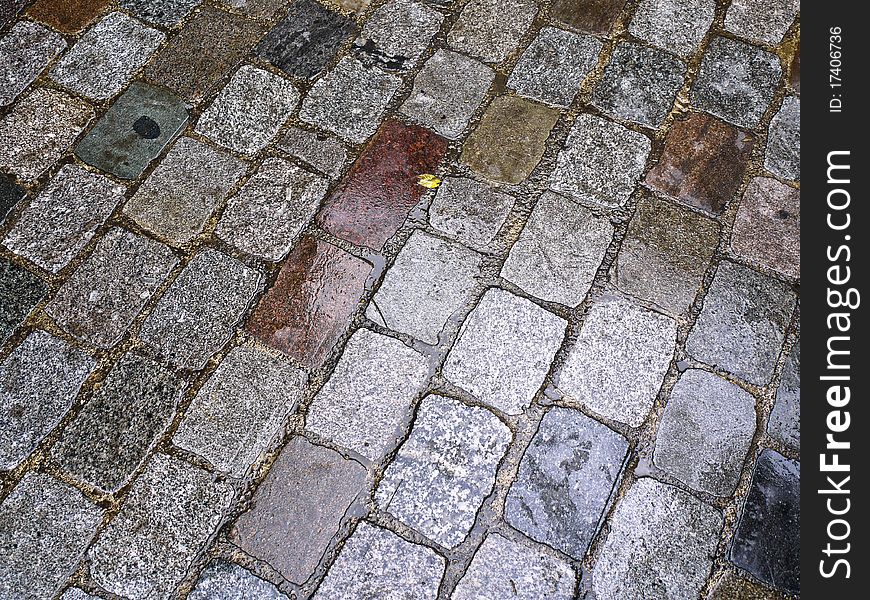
[765,97,800,181]
[769,340,799,450]
[0,258,46,343]
[628,0,715,58]
[725,0,799,45]
[428,177,514,251]
[0,20,66,107]
[356,0,444,70]
[448,0,537,64]
[189,561,287,599]
[277,127,347,178]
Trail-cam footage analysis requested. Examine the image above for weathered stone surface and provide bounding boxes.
[231,436,368,584]
[369,231,483,344]
[550,114,650,207]
[140,249,261,369]
[731,177,800,278]
[0,88,93,182]
[174,346,306,477]
[558,296,676,427]
[89,454,234,599]
[548,0,626,35]
[765,97,800,181]
[400,49,494,139]
[145,6,266,103]
[74,82,189,180]
[509,27,602,108]
[654,369,756,495]
[61,589,102,600]
[216,159,328,261]
[49,12,164,100]
[593,478,722,600]
[0,331,95,469]
[0,473,104,600]
[278,127,347,178]
[217,0,286,18]
[628,0,715,57]
[789,42,800,94]
[0,20,66,107]
[502,192,613,307]
[448,0,537,64]
[0,174,24,223]
[428,177,514,251]
[377,395,510,547]
[615,194,719,315]
[2,164,124,273]
[318,119,447,249]
[462,96,560,184]
[645,112,754,214]
[0,259,46,343]
[26,0,110,33]
[299,57,401,143]
[444,288,567,415]
[729,450,800,594]
[312,522,444,600]
[53,353,184,492]
[355,0,444,70]
[119,0,202,26]
[725,0,799,45]
[46,228,178,348]
[686,261,796,385]
[306,328,430,461]
[123,137,245,246]
[707,572,791,600]
[246,236,371,369]
[768,340,799,449]
[196,65,300,155]
[692,37,782,129]
[506,407,629,559]
[190,561,286,599]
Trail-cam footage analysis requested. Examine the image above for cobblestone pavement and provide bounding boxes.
[0,0,799,598]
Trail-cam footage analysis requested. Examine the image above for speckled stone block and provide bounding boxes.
[729,450,800,594]
[549,114,651,207]
[50,12,164,100]
[356,0,444,70]
[400,49,494,139]
[452,533,575,600]
[123,137,245,246]
[509,27,602,108]
[0,331,95,470]
[278,127,347,178]
[765,97,800,181]
[196,65,299,155]
[300,57,401,143]
[307,328,430,461]
[89,454,234,599]
[548,0,626,35]
[312,522,444,600]
[686,261,796,385]
[731,177,800,278]
[61,588,102,600]
[2,164,124,273]
[448,0,537,64]
[0,174,24,223]
[628,0,715,57]
[428,177,514,251]
[592,42,686,128]
[592,478,722,600]
[502,192,613,307]
[444,288,567,415]
[506,407,628,559]
[377,395,510,547]
[725,0,799,45]
[462,96,560,184]
[558,296,676,427]
[46,228,178,348]
[174,346,306,477]
[0,259,46,343]
[615,194,719,315]
[216,159,328,261]
[0,473,104,600]
[368,231,483,344]
[26,0,110,34]
[190,561,286,599]
[0,88,93,182]
[769,341,799,450]
[139,249,261,369]
[0,21,66,106]
[654,369,756,495]
[231,436,368,584]
[52,353,185,492]
[692,37,782,129]
[120,0,202,26]
[74,82,189,180]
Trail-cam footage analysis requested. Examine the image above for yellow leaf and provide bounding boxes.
[417,173,442,189]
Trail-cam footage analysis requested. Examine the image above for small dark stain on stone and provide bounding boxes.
[133,116,161,139]
[777,209,790,219]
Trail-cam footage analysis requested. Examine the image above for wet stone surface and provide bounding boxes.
[355,0,444,70]
[444,288,567,415]
[277,127,347,178]
[0,174,25,223]
[25,0,110,33]
[765,97,800,181]
[731,177,800,278]
[232,436,368,584]
[190,561,287,599]
[0,259,46,343]
[725,0,799,45]
[376,394,511,548]
[448,0,537,64]
[628,0,715,58]
[0,20,66,107]
[428,176,514,251]
[729,450,800,594]
[506,407,629,559]
[548,0,626,36]
[120,0,202,27]
[768,340,800,450]
[707,572,792,600]
[686,261,796,386]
